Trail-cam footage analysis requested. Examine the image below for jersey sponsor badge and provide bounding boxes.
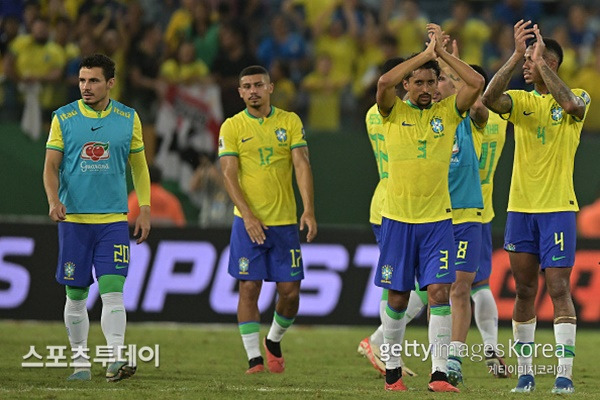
[81,141,110,161]
[218,137,224,150]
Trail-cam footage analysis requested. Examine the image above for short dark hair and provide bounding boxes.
[381,57,405,75]
[403,54,441,81]
[239,65,270,82]
[469,64,489,90]
[80,54,115,80]
[531,37,563,68]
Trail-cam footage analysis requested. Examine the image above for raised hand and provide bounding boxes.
[513,19,535,56]
[426,23,446,55]
[531,24,546,63]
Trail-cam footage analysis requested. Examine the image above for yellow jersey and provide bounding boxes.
[218,107,307,225]
[383,95,466,223]
[366,101,395,224]
[479,111,507,223]
[504,89,591,212]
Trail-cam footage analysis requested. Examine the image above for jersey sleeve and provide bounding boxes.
[502,90,525,123]
[572,88,591,122]
[130,112,145,153]
[218,118,239,157]
[46,114,64,152]
[289,112,307,149]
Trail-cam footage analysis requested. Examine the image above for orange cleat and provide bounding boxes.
[263,338,285,373]
[385,379,408,391]
[357,337,386,376]
[428,380,460,392]
[245,364,265,374]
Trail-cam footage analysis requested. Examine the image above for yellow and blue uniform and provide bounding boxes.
[219,106,308,281]
[47,99,150,286]
[475,112,507,283]
[503,89,591,268]
[449,117,484,273]
[376,96,466,291]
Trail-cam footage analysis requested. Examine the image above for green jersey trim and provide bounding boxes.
[290,143,308,150]
[219,152,239,157]
[130,146,145,154]
[46,145,64,152]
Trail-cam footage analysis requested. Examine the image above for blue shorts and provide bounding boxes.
[371,223,382,249]
[474,222,492,282]
[56,221,130,287]
[375,217,455,291]
[228,216,303,282]
[504,211,576,269]
[453,222,482,273]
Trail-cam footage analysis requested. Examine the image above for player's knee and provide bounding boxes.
[428,284,451,306]
[278,286,300,304]
[239,280,262,302]
[514,280,537,300]
[451,280,471,299]
[546,279,571,300]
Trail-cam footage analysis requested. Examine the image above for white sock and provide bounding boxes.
[449,340,467,362]
[267,311,294,342]
[64,297,89,372]
[382,304,406,370]
[370,325,384,348]
[513,318,536,377]
[554,323,576,380]
[241,332,261,360]
[471,287,498,353]
[406,290,426,323]
[101,292,126,360]
[429,307,451,374]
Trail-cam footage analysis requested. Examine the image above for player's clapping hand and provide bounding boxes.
[134,205,151,244]
[48,202,66,222]
[243,213,268,245]
[423,31,437,60]
[300,211,317,243]
[426,23,446,55]
[513,19,535,56]
[531,24,545,64]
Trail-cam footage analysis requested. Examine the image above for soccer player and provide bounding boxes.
[374,24,484,392]
[358,57,417,378]
[43,54,151,382]
[219,65,317,374]
[482,21,590,394]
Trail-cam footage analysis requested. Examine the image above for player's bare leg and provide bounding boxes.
[263,281,300,373]
[545,267,576,394]
[427,283,459,392]
[238,280,264,374]
[509,252,539,392]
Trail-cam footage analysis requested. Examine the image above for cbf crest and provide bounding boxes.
[430,117,444,137]
[380,265,393,284]
[239,257,249,275]
[551,105,564,123]
[63,261,76,280]
[275,128,287,142]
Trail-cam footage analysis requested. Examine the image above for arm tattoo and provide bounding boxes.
[484,57,520,114]
[539,64,584,115]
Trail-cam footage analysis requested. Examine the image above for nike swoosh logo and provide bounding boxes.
[72,319,84,325]
[456,261,467,265]
[523,111,534,116]
[552,255,566,261]
[436,272,450,278]
[115,264,127,269]
[402,121,414,126]
[91,126,103,131]
[290,270,302,277]
[241,137,254,143]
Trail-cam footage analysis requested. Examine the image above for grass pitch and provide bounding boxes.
[0,321,598,399]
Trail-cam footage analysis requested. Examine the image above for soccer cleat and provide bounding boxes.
[428,380,460,392]
[511,374,535,393]
[67,370,91,381]
[105,361,136,382]
[551,377,575,394]
[447,357,463,386]
[357,337,385,376]
[263,338,285,373]
[245,364,265,374]
[385,378,408,391]
[485,354,511,378]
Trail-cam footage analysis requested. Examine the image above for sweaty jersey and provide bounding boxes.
[449,117,484,224]
[504,89,591,212]
[479,111,507,223]
[47,99,145,223]
[383,95,466,223]
[218,106,307,225]
[366,101,395,225]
